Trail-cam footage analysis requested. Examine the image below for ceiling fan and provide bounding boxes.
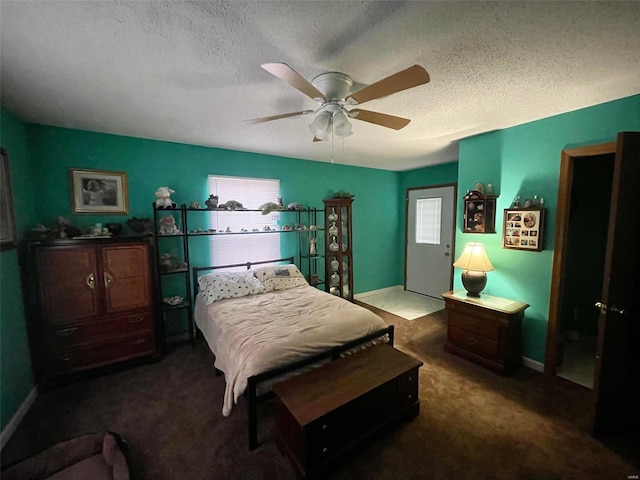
[245,63,430,142]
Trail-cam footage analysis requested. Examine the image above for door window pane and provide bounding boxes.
[416,197,442,245]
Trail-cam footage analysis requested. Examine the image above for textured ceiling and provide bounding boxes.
[1,1,639,171]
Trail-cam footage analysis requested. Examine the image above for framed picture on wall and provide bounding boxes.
[502,207,545,251]
[1,148,17,250]
[70,168,129,214]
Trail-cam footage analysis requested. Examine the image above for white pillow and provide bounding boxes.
[198,270,265,305]
[253,264,308,292]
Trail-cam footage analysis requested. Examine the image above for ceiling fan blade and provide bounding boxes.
[261,63,326,101]
[243,110,313,125]
[346,65,430,105]
[349,109,411,130]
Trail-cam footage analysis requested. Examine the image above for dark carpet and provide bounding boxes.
[2,307,638,479]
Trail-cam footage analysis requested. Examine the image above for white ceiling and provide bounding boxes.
[1,1,639,171]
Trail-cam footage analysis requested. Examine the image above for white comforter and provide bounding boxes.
[194,285,388,416]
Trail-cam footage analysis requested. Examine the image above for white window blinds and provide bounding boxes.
[415,197,442,245]
[208,175,281,266]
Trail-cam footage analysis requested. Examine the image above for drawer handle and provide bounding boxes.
[59,354,74,361]
[131,338,146,345]
[322,447,329,454]
[129,317,145,324]
[469,321,479,330]
[322,424,328,431]
[408,376,412,382]
[55,327,78,336]
[408,394,412,400]
[466,336,479,346]
[104,271,114,289]
[86,273,95,290]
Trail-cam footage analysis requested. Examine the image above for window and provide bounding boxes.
[415,197,442,245]
[208,175,281,266]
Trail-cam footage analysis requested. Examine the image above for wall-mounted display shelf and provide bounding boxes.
[463,190,498,233]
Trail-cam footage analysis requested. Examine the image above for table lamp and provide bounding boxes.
[453,242,494,297]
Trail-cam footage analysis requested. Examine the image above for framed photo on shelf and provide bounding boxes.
[70,168,129,214]
[502,207,545,251]
[1,148,17,250]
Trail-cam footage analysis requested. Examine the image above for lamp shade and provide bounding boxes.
[453,242,494,272]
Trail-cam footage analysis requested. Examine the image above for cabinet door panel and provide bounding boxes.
[36,246,99,323]
[101,244,152,313]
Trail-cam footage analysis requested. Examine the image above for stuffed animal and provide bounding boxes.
[223,200,244,210]
[158,215,180,235]
[154,186,176,209]
[259,201,281,215]
[205,194,218,209]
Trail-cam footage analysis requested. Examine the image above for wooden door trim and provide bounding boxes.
[403,182,457,291]
[544,142,616,375]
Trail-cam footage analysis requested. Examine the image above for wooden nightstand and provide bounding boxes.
[442,291,529,375]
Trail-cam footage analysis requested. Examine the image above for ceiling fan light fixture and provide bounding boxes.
[333,110,353,137]
[309,110,332,141]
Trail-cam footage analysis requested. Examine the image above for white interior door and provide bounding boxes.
[406,186,455,298]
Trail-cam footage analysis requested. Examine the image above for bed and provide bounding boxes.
[192,258,394,450]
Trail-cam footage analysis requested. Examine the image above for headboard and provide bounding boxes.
[191,257,295,299]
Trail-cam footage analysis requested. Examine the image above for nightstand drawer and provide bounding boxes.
[446,299,500,324]
[448,326,499,358]
[448,311,500,340]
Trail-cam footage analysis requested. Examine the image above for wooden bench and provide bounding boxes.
[272,344,423,478]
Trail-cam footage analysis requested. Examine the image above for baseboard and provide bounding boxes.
[0,386,38,451]
[522,356,544,372]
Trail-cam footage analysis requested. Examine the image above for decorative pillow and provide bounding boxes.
[253,264,308,292]
[198,270,265,305]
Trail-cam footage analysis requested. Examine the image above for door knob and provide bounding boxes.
[595,302,626,315]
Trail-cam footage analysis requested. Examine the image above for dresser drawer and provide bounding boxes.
[448,311,500,340]
[44,312,153,353]
[448,326,499,358]
[44,334,155,377]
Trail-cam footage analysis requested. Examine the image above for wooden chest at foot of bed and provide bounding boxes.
[272,344,423,478]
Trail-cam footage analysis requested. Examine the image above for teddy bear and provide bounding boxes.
[158,215,180,235]
[154,186,176,209]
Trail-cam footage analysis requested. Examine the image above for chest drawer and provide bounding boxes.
[397,367,419,409]
[44,311,154,353]
[448,326,500,358]
[305,380,396,465]
[44,334,155,377]
[448,311,500,340]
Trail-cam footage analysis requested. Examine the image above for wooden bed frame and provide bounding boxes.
[192,257,395,450]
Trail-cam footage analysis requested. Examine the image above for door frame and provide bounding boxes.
[404,182,457,294]
[544,141,617,376]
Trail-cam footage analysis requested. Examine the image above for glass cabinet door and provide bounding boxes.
[323,198,353,300]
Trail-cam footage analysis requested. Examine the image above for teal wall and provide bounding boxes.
[0,109,38,430]
[456,94,640,362]
[25,125,402,293]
